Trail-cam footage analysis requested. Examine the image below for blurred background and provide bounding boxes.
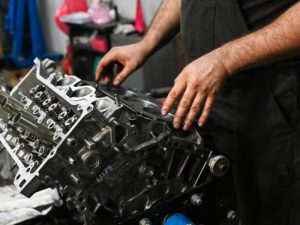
[0,0,183,94]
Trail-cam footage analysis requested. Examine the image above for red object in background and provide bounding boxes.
[54,0,88,34]
[91,37,108,53]
[62,58,71,75]
[134,0,146,33]
[62,44,72,75]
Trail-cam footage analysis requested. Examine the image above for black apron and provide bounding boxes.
[181,0,300,225]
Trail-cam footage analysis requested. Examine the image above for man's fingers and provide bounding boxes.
[104,75,111,84]
[95,51,117,81]
[183,94,205,131]
[113,66,132,86]
[161,82,186,116]
[173,87,196,129]
[95,63,104,81]
[198,94,216,126]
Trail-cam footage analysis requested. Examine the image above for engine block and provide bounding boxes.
[0,59,230,224]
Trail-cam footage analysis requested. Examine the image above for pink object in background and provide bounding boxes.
[54,0,89,34]
[134,0,146,33]
[89,3,112,25]
[91,38,108,53]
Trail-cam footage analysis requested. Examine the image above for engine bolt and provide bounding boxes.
[191,193,204,206]
[70,173,82,185]
[208,155,230,177]
[139,218,151,225]
[144,166,155,178]
[227,210,238,220]
[67,137,77,147]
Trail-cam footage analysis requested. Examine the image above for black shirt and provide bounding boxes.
[181,0,298,61]
[240,0,296,29]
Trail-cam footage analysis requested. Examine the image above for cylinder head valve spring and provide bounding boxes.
[38,145,50,158]
[64,116,77,130]
[34,91,47,103]
[33,139,43,150]
[17,128,38,142]
[22,131,38,142]
[48,103,62,119]
[29,85,45,96]
[58,111,67,123]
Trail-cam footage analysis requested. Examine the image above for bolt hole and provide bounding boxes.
[19,179,26,187]
[48,122,55,129]
[79,197,85,203]
[21,97,27,103]
[87,106,93,112]
[33,108,40,115]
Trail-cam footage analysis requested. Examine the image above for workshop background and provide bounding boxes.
[0,0,181,93]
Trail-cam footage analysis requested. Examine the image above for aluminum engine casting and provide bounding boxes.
[0,59,230,225]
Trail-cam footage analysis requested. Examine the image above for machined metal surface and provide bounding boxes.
[0,59,230,225]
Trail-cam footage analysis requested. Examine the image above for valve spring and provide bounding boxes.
[66,109,75,119]
[29,85,45,96]
[27,133,38,142]
[38,145,50,158]
[65,108,73,116]
[64,116,77,130]
[33,139,43,150]
[48,103,62,118]
[24,131,38,142]
[57,111,68,123]
[58,109,74,124]
[42,96,56,108]
[34,91,47,103]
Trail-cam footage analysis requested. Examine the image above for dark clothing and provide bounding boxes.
[181,0,295,59]
[240,0,295,29]
[181,0,300,225]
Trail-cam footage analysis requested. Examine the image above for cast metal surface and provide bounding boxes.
[0,59,230,225]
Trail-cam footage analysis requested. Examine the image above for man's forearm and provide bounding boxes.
[221,2,300,74]
[139,0,181,57]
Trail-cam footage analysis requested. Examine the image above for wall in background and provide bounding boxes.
[37,0,68,54]
[114,0,162,26]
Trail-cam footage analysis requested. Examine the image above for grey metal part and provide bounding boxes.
[0,58,230,225]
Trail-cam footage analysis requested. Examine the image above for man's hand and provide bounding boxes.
[95,0,181,85]
[95,43,148,86]
[160,2,300,131]
[161,49,231,131]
